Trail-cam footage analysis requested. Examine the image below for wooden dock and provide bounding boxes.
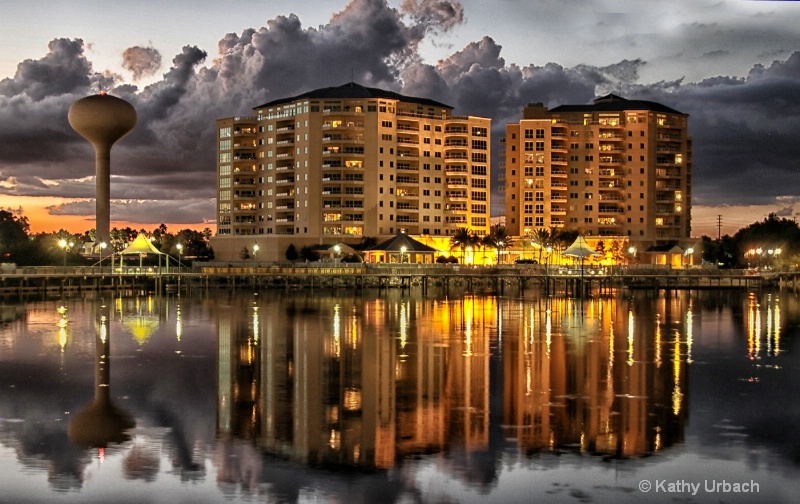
[1,263,794,298]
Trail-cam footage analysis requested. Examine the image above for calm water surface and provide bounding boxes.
[1,288,799,503]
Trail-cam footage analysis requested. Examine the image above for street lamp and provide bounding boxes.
[685,246,694,268]
[59,239,68,266]
[176,243,183,268]
[99,241,107,266]
[498,241,504,264]
[252,243,259,261]
[334,244,341,265]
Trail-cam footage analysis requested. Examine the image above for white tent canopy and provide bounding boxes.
[562,235,602,258]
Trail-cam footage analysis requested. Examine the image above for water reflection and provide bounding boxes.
[0,290,798,503]
[68,302,135,449]
[215,294,693,474]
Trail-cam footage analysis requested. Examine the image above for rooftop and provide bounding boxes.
[549,94,685,115]
[255,82,452,110]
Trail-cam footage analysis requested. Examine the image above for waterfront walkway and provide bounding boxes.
[1,263,795,297]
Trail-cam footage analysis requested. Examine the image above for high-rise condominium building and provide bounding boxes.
[504,94,691,246]
[214,83,491,261]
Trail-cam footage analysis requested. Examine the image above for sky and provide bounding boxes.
[2,0,800,238]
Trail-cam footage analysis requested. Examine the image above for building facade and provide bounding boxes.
[504,94,691,248]
[214,83,491,261]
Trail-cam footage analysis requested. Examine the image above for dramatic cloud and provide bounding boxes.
[122,45,162,80]
[0,0,799,234]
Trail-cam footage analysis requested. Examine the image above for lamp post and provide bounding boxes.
[334,244,341,265]
[176,243,183,268]
[684,247,694,268]
[59,239,68,266]
[252,243,259,262]
[100,242,107,267]
[498,241,504,264]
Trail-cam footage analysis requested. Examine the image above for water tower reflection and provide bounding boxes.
[215,293,689,470]
[68,302,135,451]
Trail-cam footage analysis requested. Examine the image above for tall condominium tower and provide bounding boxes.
[504,94,691,246]
[214,83,491,261]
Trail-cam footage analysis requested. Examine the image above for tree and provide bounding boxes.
[285,244,300,261]
[450,227,475,263]
[530,228,552,264]
[299,245,318,262]
[0,210,31,264]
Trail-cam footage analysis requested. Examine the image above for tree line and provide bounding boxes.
[0,210,214,266]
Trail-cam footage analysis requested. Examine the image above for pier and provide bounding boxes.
[1,263,795,298]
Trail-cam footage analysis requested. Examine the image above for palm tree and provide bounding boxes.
[530,228,552,264]
[450,227,474,263]
[489,225,513,263]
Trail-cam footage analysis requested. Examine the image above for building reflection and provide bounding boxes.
[215,292,692,473]
[502,296,687,457]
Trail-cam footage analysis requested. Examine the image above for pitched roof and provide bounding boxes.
[255,82,452,110]
[562,235,602,258]
[549,94,685,115]
[368,233,439,253]
[119,234,163,255]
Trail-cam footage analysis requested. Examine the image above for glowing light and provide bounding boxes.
[685,306,693,364]
[655,315,662,368]
[176,303,182,341]
[672,332,683,415]
[333,304,341,358]
[100,314,107,343]
[252,304,259,344]
[627,310,634,366]
[399,302,408,361]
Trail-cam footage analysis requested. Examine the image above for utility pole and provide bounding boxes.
[717,215,722,240]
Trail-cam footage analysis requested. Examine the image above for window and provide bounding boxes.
[524,204,533,214]
[524,129,534,139]
[535,191,544,201]
[536,166,544,176]
[524,141,534,151]
[535,141,545,151]
[524,191,533,201]
[536,129,545,138]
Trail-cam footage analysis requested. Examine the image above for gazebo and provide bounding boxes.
[117,234,170,271]
[364,233,440,264]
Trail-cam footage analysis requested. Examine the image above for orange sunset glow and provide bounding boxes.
[5,195,214,235]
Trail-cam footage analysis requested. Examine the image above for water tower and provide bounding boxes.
[68,93,136,246]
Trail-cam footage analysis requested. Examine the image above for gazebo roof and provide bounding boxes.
[368,233,439,253]
[119,234,163,255]
[562,235,602,258]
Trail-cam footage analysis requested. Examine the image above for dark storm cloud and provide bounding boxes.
[624,52,800,206]
[401,0,465,34]
[0,38,92,101]
[122,45,162,80]
[1,0,800,227]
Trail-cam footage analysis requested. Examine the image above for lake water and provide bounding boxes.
[1,287,799,503]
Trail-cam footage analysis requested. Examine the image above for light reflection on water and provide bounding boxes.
[0,289,798,503]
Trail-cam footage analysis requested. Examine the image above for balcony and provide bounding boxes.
[445,166,468,176]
